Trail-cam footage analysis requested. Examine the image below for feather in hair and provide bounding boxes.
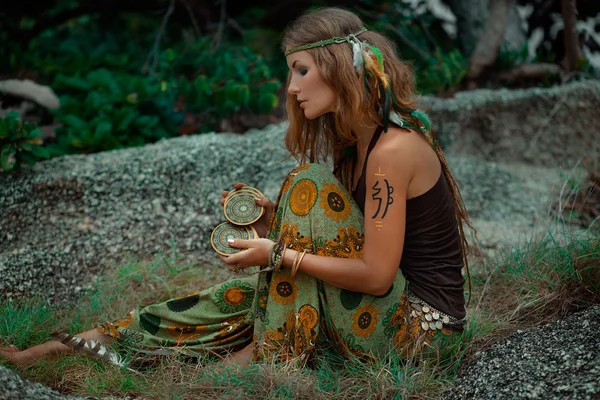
[389,111,405,128]
[369,45,385,73]
[410,109,432,132]
[50,331,136,372]
[351,40,365,74]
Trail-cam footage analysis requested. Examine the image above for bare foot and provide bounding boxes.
[222,342,253,368]
[0,345,19,353]
[0,347,31,366]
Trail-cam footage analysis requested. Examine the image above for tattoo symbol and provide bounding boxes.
[371,179,394,219]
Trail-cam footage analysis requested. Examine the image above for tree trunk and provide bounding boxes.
[561,0,579,74]
[468,0,511,80]
[446,0,526,57]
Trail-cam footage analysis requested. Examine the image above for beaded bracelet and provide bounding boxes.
[269,238,287,272]
[274,246,287,272]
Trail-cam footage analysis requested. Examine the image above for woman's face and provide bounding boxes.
[286,50,336,120]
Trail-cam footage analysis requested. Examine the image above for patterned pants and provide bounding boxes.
[98,164,448,360]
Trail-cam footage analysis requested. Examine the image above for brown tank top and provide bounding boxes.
[351,127,466,320]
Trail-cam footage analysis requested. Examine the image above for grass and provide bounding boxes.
[1,228,599,399]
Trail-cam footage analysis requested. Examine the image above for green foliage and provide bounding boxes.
[418,49,468,94]
[353,2,469,94]
[2,12,281,158]
[0,112,53,173]
[0,299,56,348]
[156,39,281,132]
[497,43,530,71]
[51,68,179,153]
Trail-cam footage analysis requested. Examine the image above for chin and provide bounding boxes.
[304,109,329,120]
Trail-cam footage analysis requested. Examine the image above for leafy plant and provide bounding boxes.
[156,39,281,132]
[51,68,180,153]
[4,12,282,157]
[418,49,468,94]
[0,112,51,173]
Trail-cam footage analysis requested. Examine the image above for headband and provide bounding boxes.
[284,27,368,56]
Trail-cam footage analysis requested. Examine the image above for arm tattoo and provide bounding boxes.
[371,167,395,223]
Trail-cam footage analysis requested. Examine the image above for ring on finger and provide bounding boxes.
[232,266,240,274]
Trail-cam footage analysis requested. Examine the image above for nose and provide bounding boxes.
[287,80,300,95]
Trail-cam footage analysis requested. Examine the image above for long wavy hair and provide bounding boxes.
[282,7,477,302]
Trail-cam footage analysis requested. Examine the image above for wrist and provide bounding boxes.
[282,249,298,269]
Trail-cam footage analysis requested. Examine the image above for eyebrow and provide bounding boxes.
[291,60,305,69]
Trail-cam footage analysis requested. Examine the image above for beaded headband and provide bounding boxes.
[284,27,368,56]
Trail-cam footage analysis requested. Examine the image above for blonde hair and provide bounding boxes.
[282,7,476,302]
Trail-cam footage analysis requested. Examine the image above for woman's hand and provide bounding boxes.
[219,238,275,272]
[220,182,275,238]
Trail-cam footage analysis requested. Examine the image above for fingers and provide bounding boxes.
[254,196,274,208]
[227,238,250,248]
[220,183,248,205]
[219,254,243,273]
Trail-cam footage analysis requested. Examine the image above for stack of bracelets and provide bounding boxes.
[268,238,308,280]
[268,239,287,272]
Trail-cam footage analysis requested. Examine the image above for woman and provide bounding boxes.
[1,7,474,367]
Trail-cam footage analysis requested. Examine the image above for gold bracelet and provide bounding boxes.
[291,251,301,278]
[292,250,307,280]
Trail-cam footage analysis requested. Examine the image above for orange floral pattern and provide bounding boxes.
[279,222,312,251]
[352,304,379,338]
[269,273,299,305]
[289,179,317,216]
[315,226,364,259]
[320,182,353,222]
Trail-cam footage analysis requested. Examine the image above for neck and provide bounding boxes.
[352,121,379,156]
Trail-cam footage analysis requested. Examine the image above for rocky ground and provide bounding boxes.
[0,80,599,399]
[445,304,600,400]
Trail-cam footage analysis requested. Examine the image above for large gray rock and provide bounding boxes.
[445,304,600,400]
[422,80,600,167]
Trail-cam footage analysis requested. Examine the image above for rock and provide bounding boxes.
[421,80,600,167]
[0,79,60,110]
[0,366,76,400]
[445,305,600,400]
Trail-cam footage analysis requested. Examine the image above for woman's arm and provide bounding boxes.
[280,134,414,296]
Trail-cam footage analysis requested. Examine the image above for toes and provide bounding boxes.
[0,345,20,353]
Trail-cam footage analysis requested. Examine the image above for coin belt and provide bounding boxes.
[406,289,465,331]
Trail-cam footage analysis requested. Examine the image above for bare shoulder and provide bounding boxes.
[369,127,426,169]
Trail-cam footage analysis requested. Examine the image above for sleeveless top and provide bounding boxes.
[351,127,466,320]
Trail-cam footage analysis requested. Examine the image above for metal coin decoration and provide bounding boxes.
[211,222,249,256]
[224,191,264,225]
[211,186,264,257]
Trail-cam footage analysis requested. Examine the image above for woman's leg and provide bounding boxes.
[0,328,111,366]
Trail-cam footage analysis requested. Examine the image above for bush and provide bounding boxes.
[3,13,282,157]
[0,112,52,172]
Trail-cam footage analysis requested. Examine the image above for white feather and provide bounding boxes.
[351,40,365,73]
